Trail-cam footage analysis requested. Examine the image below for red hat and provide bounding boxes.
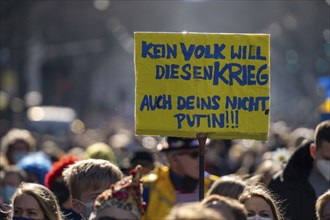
[45,155,78,188]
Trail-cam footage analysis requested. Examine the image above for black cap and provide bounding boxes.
[159,137,200,152]
[130,151,154,166]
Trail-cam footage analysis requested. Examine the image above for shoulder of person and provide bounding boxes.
[208,174,219,182]
[142,165,169,185]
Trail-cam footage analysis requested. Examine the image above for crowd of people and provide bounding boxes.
[0,119,329,220]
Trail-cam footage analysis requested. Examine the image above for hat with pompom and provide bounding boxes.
[89,165,145,219]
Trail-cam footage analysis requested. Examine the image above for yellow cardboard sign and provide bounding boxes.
[135,32,270,140]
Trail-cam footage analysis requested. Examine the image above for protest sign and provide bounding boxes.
[135,32,270,140]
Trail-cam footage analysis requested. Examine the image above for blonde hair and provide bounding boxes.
[165,202,224,220]
[239,185,283,220]
[316,190,330,220]
[62,159,123,199]
[12,182,62,220]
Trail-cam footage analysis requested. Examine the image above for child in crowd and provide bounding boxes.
[62,159,123,219]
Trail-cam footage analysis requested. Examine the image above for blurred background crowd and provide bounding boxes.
[0,1,329,136]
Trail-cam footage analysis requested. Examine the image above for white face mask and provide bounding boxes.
[316,159,330,181]
[74,199,94,219]
[247,215,273,220]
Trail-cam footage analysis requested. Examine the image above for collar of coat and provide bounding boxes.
[281,140,314,182]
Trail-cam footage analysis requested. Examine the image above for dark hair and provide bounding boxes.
[160,137,200,152]
[4,165,27,182]
[130,151,154,167]
[202,194,247,220]
[314,120,330,150]
[207,175,246,199]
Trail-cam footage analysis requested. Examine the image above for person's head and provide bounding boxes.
[89,165,145,220]
[130,151,155,175]
[160,137,206,179]
[310,120,330,181]
[62,159,123,218]
[165,202,224,220]
[16,151,52,185]
[239,185,283,220]
[45,155,78,206]
[202,194,247,220]
[0,129,36,165]
[253,159,282,187]
[1,165,26,204]
[11,182,62,220]
[207,174,247,199]
[85,142,117,165]
[316,189,330,220]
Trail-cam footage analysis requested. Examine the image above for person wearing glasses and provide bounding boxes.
[141,137,218,220]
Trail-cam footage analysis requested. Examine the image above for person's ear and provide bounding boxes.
[71,199,83,214]
[167,152,179,167]
[310,143,316,159]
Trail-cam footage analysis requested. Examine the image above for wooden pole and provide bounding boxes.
[197,133,207,201]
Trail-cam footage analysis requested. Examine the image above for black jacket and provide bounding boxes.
[268,141,317,220]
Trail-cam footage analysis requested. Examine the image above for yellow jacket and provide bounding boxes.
[142,166,218,220]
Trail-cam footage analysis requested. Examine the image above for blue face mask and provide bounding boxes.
[12,217,40,220]
[12,151,28,164]
[2,185,17,203]
[74,199,94,219]
[247,215,273,220]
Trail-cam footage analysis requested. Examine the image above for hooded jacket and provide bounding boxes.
[268,141,317,220]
